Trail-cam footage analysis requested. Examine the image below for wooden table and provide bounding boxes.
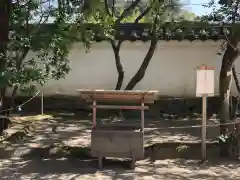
[77,89,158,169]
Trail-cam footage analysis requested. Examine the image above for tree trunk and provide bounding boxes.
[111,40,124,90]
[125,38,157,90]
[219,41,239,136]
[9,86,18,115]
[233,65,240,93]
[231,64,240,119]
[219,69,233,134]
[0,0,11,113]
[219,45,239,157]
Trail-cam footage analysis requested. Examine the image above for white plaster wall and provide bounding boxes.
[28,40,240,97]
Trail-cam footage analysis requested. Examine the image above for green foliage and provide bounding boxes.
[70,0,115,50]
[176,144,189,153]
[120,7,148,23]
[0,0,88,95]
[1,0,200,96]
[205,0,240,24]
[219,0,233,6]
[81,0,196,41]
[77,0,199,45]
[203,0,240,54]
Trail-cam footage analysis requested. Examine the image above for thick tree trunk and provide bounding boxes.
[231,64,240,119]
[219,69,233,134]
[125,38,157,90]
[219,39,239,157]
[111,40,124,90]
[219,41,239,135]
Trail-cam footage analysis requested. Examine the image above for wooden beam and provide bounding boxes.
[201,94,207,161]
[89,105,149,110]
[77,89,158,104]
[141,100,145,130]
[92,100,96,128]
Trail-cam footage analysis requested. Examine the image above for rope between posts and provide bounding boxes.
[147,120,240,131]
[0,89,238,131]
[0,91,41,113]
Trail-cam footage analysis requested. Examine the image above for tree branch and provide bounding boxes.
[233,64,240,94]
[111,39,124,90]
[15,0,51,70]
[124,17,158,90]
[104,0,113,16]
[230,0,240,90]
[116,40,123,50]
[231,0,240,24]
[115,0,141,24]
[134,2,154,23]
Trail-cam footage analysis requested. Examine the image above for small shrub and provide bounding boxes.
[176,144,189,153]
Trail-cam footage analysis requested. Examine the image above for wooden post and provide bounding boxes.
[196,65,214,161]
[41,90,44,115]
[141,100,145,160]
[98,151,103,169]
[201,94,207,161]
[92,100,96,129]
[141,100,144,131]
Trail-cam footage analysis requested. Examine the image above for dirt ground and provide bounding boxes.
[0,112,239,180]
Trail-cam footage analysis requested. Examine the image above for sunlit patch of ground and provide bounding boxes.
[0,112,239,179]
[0,158,239,180]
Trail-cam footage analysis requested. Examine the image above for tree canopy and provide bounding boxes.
[0,0,93,110]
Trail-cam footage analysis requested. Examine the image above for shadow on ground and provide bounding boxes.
[0,155,239,179]
[51,111,224,143]
[0,112,239,179]
[0,112,228,161]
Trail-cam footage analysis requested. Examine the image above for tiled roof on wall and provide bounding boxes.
[90,22,232,42]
